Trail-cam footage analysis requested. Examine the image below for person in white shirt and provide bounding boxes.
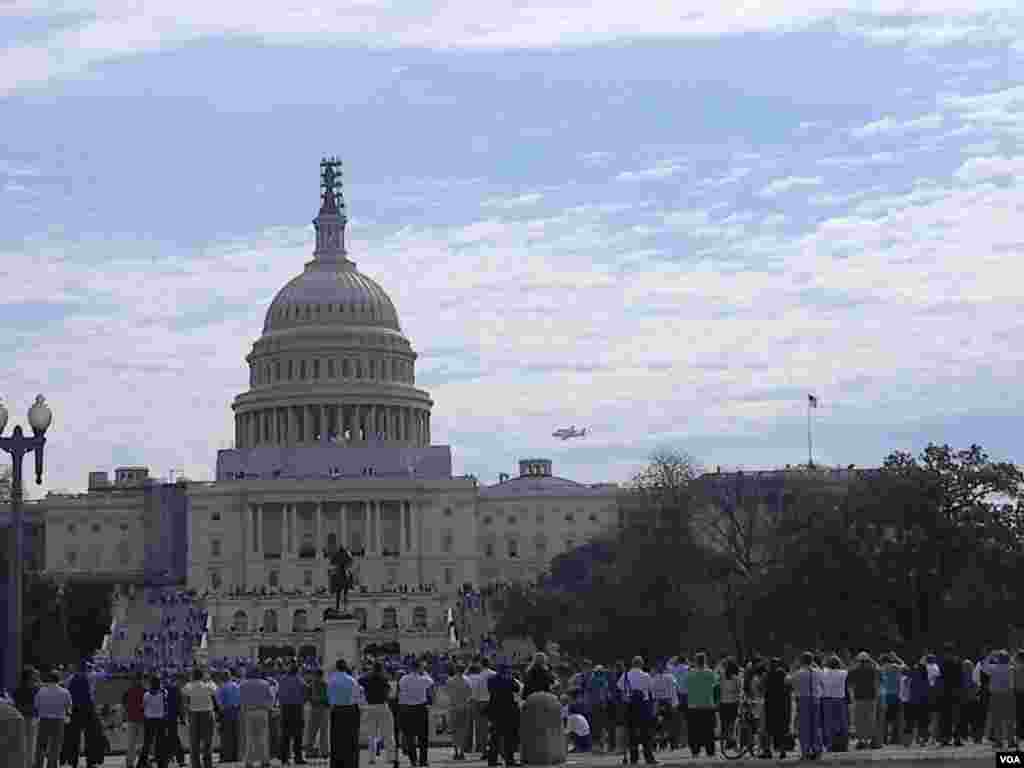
[821,656,849,752]
[34,672,72,768]
[183,668,219,768]
[398,659,435,767]
[650,663,678,750]
[618,656,657,765]
[565,706,592,753]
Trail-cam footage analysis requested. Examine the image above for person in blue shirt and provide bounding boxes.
[328,659,362,768]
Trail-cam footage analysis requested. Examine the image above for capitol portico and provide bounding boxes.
[36,159,620,665]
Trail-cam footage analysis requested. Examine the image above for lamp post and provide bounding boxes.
[1,395,53,694]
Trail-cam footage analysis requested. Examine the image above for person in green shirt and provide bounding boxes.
[686,653,720,757]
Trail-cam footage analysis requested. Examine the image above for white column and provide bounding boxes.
[340,503,348,551]
[370,502,377,554]
[315,502,323,559]
[280,505,287,560]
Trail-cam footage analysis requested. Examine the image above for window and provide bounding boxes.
[443,507,453,517]
[288,360,294,380]
[534,534,547,557]
[328,359,336,378]
[268,570,280,589]
[303,570,313,587]
[483,516,492,526]
[413,606,427,628]
[444,567,454,586]
[210,569,222,590]
[212,509,221,521]
[91,523,101,533]
[536,512,544,524]
[382,607,397,630]
[120,523,129,533]
[386,567,398,586]
[233,610,249,633]
[263,609,278,633]
[211,539,221,558]
[354,607,368,631]
[507,538,519,558]
[369,359,376,379]
[565,512,574,522]
[342,359,351,378]
[508,515,517,525]
[66,549,77,566]
[356,359,363,379]
[441,530,454,554]
[67,523,76,534]
[484,541,495,558]
[275,361,281,381]
[292,609,308,632]
[313,359,320,379]
[300,360,307,380]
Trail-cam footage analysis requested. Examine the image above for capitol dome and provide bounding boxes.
[229,158,434,453]
[262,262,402,335]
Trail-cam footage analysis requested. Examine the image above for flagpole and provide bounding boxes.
[807,398,813,467]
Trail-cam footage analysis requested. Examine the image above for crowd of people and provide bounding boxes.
[3,641,1022,768]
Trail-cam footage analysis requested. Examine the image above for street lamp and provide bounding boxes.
[1,394,53,694]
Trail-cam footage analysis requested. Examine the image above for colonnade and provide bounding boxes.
[235,403,430,449]
[248,500,416,559]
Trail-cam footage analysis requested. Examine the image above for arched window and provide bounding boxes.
[354,607,368,631]
[507,538,519,558]
[233,610,248,633]
[263,609,278,633]
[382,607,397,630]
[292,609,308,633]
[413,606,427,628]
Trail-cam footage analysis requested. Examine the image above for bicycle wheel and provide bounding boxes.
[722,718,754,760]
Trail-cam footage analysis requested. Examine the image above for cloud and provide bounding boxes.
[3,2,1023,94]
[953,155,1024,183]
[615,164,686,182]
[481,192,544,209]
[851,113,944,138]
[579,151,613,167]
[758,176,823,198]
[819,152,897,168]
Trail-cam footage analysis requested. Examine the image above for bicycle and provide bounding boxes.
[721,700,759,760]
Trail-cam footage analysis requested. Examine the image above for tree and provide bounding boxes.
[22,575,114,667]
[849,444,1023,646]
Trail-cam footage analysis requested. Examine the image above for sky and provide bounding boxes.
[2,1,1023,496]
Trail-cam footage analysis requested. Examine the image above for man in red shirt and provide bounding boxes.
[122,674,147,768]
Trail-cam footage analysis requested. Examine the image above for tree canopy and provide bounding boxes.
[493,443,1024,661]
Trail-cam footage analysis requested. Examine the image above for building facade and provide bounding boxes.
[36,160,619,664]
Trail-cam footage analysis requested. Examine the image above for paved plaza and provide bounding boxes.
[92,742,999,768]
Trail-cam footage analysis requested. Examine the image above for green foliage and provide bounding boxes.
[491,442,1024,661]
[23,575,114,667]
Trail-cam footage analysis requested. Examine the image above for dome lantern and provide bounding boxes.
[312,157,351,265]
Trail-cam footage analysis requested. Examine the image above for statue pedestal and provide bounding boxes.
[323,617,361,668]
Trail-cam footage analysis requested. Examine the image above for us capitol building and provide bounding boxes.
[35,159,620,663]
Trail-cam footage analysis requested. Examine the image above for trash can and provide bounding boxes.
[0,700,27,768]
[520,692,566,766]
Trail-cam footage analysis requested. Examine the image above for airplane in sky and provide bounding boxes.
[552,426,587,440]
